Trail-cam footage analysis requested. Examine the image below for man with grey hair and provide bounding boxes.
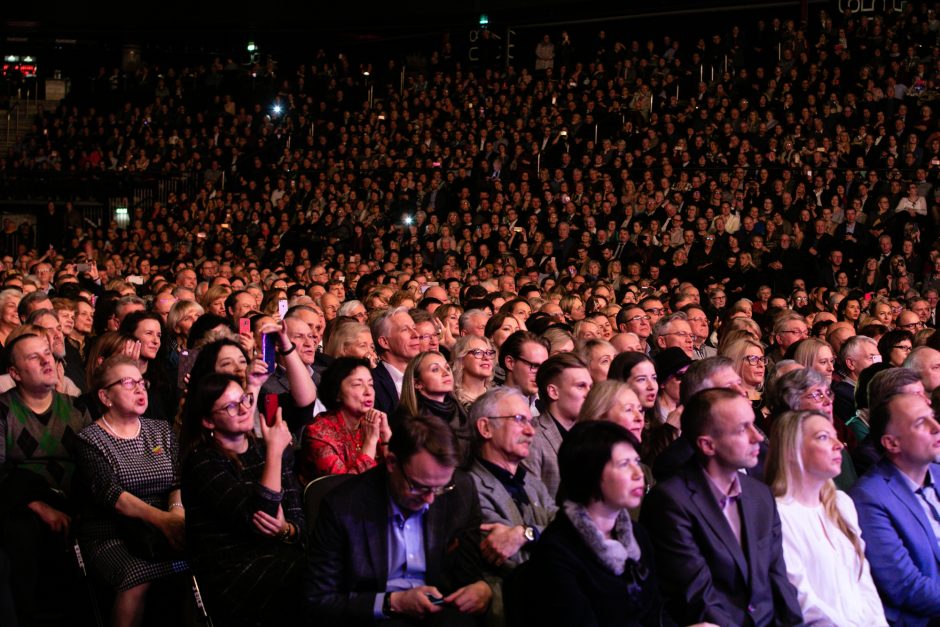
[468,387,557,621]
[834,335,881,425]
[768,311,809,367]
[459,309,490,338]
[337,299,368,324]
[904,346,940,394]
[371,306,421,413]
[651,312,694,358]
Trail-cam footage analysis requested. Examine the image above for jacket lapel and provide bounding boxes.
[686,466,749,582]
[361,472,389,582]
[537,413,563,455]
[473,460,524,526]
[885,462,940,565]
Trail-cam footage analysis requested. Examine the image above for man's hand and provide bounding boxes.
[27,501,71,535]
[444,580,492,614]
[480,523,528,566]
[389,586,445,617]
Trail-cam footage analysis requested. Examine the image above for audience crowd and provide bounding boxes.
[2,2,940,626]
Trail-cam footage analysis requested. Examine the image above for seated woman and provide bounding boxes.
[119,312,176,423]
[765,410,887,626]
[323,320,377,367]
[76,356,187,627]
[297,357,390,483]
[765,367,857,491]
[577,338,617,383]
[510,421,663,627]
[608,352,659,429]
[451,335,495,412]
[723,337,767,406]
[397,350,470,464]
[180,373,303,627]
[791,338,836,384]
[876,329,915,367]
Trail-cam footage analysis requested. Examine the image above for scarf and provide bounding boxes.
[563,500,641,575]
[419,393,459,423]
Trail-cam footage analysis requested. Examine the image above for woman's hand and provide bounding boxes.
[157,511,186,551]
[360,409,382,445]
[123,339,142,361]
[374,409,392,443]
[260,407,292,454]
[251,505,287,538]
[246,358,271,390]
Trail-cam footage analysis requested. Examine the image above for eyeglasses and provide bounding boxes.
[213,393,255,417]
[780,328,809,337]
[400,466,457,496]
[803,388,834,402]
[487,414,536,428]
[743,355,768,366]
[662,331,693,339]
[104,377,150,391]
[627,314,652,323]
[893,344,913,352]
[513,355,544,371]
[417,334,438,343]
[467,349,496,359]
[644,307,665,315]
[898,321,925,331]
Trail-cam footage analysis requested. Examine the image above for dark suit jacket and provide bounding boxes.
[850,460,940,626]
[640,461,803,627]
[372,361,400,415]
[304,466,487,626]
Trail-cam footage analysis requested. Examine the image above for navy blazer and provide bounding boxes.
[372,362,400,416]
[640,460,802,627]
[304,466,487,626]
[850,459,940,626]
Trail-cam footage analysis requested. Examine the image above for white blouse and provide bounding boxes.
[776,491,888,627]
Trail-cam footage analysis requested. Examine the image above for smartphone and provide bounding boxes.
[239,317,251,335]
[277,299,288,320]
[261,333,278,374]
[177,350,200,390]
[263,393,279,428]
[76,263,91,273]
[425,594,445,606]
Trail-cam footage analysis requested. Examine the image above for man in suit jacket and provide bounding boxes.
[850,393,940,626]
[641,388,802,626]
[305,414,492,626]
[371,307,421,415]
[525,353,593,499]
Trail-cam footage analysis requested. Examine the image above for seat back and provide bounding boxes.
[303,474,353,529]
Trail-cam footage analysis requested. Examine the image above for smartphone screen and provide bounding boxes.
[177,350,200,390]
[277,299,288,320]
[262,333,278,374]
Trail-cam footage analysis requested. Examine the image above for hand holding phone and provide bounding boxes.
[263,393,279,428]
[261,333,278,374]
[239,317,251,335]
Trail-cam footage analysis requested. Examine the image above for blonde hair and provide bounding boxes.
[766,410,865,577]
[450,335,495,407]
[198,284,232,311]
[166,300,204,338]
[577,379,632,423]
[324,321,371,358]
[721,337,765,380]
[793,338,832,371]
[400,351,447,416]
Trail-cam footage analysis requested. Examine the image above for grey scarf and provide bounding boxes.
[563,500,641,575]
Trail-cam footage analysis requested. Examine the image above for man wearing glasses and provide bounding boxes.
[467,388,558,623]
[834,336,881,427]
[306,414,492,625]
[768,312,809,367]
[616,306,653,355]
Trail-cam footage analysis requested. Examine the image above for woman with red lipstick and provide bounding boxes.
[297,357,390,483]
[76,355,186,627]
[511,421,664,626]
[766,410,887,626]
[398,350,471,464]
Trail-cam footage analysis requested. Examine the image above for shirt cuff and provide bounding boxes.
[373,592,386,619]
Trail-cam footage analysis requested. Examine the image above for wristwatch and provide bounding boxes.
[523,525,539,543]
[382,591,395,617]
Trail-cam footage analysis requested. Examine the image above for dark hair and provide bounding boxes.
[868,394,903,454]
[608,351,653,382]
[387,413,459,468]
[319,356,373,412]
[179,372,244,462]
[484,312,519,340]
[854,362,893,410]
[559,421,640,506]
[188,339,249,392]
[877,329,915,363]
[536,352,589,403]
[224,290,250,316]
[187,313,231,349]
[498,330,548,371]
[681,388,743,449]
[118,311,167,365]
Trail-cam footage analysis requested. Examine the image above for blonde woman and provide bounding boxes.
[323,321,377,367]
[576,380,644,443]
[722,337,767,403]
[542,327,575,355]
[398,350,469,464]
[198,284,231,318]
[450,335,495,411]
[793,338,836,383]
[765,410,887,626]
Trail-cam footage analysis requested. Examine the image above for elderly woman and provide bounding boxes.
[765,410,887,626]
[76,356,186,627]
[577,339,618,383]
[179,373,304,627]
[323,321,377,367]
[765,367,857,490]
[0,288,22,347]
[511,422,664,627]
[297,357,390,484]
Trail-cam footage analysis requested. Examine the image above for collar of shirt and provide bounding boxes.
[389,494,429,530]
[479,457,531,506]
[899,465,939,496]
[703,469,743,509]
[383,360,405,395]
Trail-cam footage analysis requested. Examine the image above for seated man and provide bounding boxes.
[305,414,492,626]
[641,388,802,626]
[850,392,940,625]
[0,333,92,624]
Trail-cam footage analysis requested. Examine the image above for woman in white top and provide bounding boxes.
[765,410,887,627]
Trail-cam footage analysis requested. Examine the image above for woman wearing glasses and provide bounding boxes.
[451,335,496,412]
[724,338,768,406]
[876,329,915,367]
[76,356,187,627]
[180,372,303,627]
[297,357,390,484]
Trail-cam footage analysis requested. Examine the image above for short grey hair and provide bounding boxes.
[841,335,877,362]
[370,305,412,350]
[458,309,488,333]
[767,367,829,415]
[903,346,940,382]
[469,386,530,449]
[337,300,365,317]
[679,355,734,404]
[651,311,688,347]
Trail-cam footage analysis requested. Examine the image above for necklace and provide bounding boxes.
[101,414,142,439]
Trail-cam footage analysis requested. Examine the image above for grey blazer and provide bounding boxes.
[523,412,565,500]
